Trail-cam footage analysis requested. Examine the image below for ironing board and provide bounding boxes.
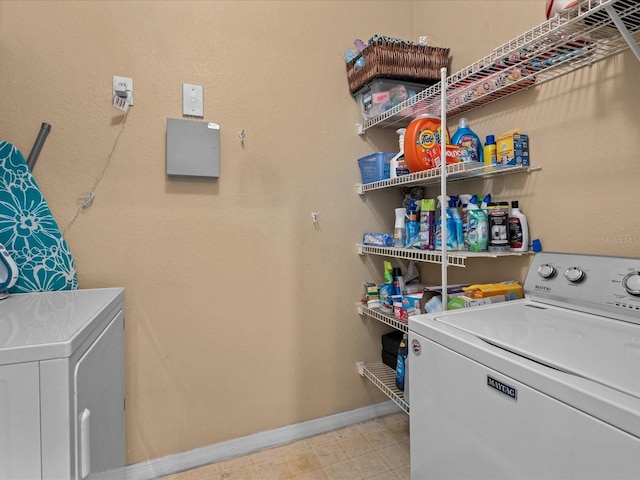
[0,141,77,293]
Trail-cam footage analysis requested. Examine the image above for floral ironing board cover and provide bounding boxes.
[0,141,77,292]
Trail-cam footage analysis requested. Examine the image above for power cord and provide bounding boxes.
[63,108,130,234]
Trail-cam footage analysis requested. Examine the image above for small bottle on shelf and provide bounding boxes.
[395,333,408,392]
[509,200,529,252]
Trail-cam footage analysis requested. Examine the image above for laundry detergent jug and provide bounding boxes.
[404,115,467,172]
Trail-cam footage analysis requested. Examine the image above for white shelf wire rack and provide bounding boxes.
[357,303,409,333]
[357,362,409,414]
[358,0,640,132]
[357,163,540,194]
[357,244,534,267]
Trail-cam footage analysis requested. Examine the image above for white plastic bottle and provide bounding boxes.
[508,200,529,252]
[389,128,407,178]
[394,208,406,248]
[458,194,473,250]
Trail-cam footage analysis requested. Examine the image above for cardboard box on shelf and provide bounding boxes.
[497,129,529,167]
[463,281,523,300]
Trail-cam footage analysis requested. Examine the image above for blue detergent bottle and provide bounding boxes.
[448,196,464,250]
[395,333,408,391]
[451,118,483,163]
[405,200,420,248]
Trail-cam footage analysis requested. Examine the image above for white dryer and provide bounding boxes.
[409,252,640,479]
[0,288,125,480]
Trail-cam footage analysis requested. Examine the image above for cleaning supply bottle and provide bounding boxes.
[394,208,406,248]
[509,200,529,252]
[392,267,405,296]
[451,117,483,163]
[484,135,497,165]
[405,199,420,248]
[435,195,458,250]
[448,196,464,250]
[395,333,408,391]
[419,198,436,250]
[435,196,448,250]
[481,193,492,211]
[379,261,395,310]
[458,194,473,250]
[466,195,489,252]
[488,201,510,252]
[389,128,407,178]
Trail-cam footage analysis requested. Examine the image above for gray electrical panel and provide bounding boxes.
[166,118,220,177]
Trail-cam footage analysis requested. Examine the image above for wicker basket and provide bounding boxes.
[347,41,450,95]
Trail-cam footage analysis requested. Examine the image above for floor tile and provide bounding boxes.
[158,412,410,480]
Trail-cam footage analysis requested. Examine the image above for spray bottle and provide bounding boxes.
[389,128,407,178]
[436,195,458,250]
[448,196,464,250]
[435,196,446,250]
[466,195,489,252]
[405,200,420,248]
[481,193,492,211]
[394,208,406,248]
[458,194,473,250]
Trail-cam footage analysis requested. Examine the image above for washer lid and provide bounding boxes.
[427,300,640,400]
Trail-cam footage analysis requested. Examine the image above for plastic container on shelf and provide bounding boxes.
[355,79,429,121]
[357,152,395,184]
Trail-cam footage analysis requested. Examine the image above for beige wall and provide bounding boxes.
[1,0,639,466]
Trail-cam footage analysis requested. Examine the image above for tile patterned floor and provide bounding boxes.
[160,412,410,480]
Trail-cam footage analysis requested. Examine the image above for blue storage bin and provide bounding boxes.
[358,152,395,183]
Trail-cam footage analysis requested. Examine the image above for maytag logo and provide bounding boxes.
[534,284,551,293]
[487,376,518,401]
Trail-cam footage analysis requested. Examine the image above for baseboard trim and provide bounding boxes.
[107,400,401,480]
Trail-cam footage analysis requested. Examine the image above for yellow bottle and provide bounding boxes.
[484,135,497,165]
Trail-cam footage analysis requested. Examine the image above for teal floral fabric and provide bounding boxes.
[0,141,78,292]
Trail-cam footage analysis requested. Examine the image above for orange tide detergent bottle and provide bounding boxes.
[404,114,471,172]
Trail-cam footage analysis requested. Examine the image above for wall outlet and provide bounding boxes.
[182,84,203,117]
[113,76,134,105]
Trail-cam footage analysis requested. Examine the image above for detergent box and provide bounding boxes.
[496,129,529,167]
[462,281,524,300]
[401,293,423,322]
[444,282,523,309]
[447,295,505,309]
[420,284,470,313]
[355,79,429,121]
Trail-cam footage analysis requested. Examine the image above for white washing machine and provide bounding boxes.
[409,252,640,479]
[0,288,125,480]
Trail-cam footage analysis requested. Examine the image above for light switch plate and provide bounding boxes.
[182,84,204,117]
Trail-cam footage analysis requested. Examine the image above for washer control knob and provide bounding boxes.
[623,271,640,296]
[564,267,585,283]
[537,264,556,279]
